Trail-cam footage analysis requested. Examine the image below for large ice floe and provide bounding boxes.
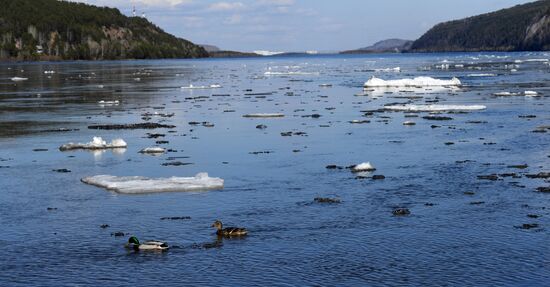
[364,76,461,88]
[384,104,487,112]
[59,137,127,151]
[81,172,224,194]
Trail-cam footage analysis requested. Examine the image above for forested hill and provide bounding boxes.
[411,0,550,52]
[0,0,208,60]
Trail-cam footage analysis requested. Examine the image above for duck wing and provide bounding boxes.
[224,227,247,236]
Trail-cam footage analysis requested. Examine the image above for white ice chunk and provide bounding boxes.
[493,92,518,96]
[524,91,539,96]
[374,67,401,72]
[264,71,319,76]
[364,76,461,87]
[139,147,166,154]
[98,100,119,105]
[181,84,221,89]
[467,73,496,77]
[384,104,486,112]
[243,113,285,118]
[60,137,127,151]
[81,172,224,194]
[351,162,376,172]
[11,77,28,82]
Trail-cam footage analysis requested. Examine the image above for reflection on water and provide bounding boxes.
[0,53,549,286]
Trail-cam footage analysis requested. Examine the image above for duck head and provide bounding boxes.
[128,236,140,245]
[211,220,223,230]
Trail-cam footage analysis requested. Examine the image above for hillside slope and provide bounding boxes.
[0,0,208,60]
[411,0,550,52]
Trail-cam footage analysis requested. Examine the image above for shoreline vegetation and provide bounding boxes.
[1,0,550,62]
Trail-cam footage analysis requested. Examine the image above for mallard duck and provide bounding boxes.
[126,236,169,251]
[212,220,248,237]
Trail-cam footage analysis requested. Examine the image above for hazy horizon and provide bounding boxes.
[72,0,534,52]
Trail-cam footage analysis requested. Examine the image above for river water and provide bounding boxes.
[0,53,549,286]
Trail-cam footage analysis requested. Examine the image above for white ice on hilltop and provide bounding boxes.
[11,77,28,82]
[351,162,376,172]
[243,113,285,118]
[384,104,486,112]
[81,172,224,194]
[364,76,461,87]
[60,137,127,151]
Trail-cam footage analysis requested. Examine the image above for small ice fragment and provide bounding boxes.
[364,76,461,87]
[139,147,166,154]
[524,91,539,96]
[384,104,486,112]
[243,113,285,118]
[493,92,518,96]
[351,162,376,172]
[11,77,28,82]
[467,73,496,77]
[98,100,120,105]
[181,84,221,89]
[60,137,127,151]
[44,71,55,74]
[81,173,224,194]
[374,67,401,72]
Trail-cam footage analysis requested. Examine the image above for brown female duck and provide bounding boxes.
[212,220,248,237]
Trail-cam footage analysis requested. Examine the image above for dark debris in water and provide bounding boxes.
[392,208,410,216]
[314,197,341,204]
[161,216,192,220]
[88,123,176,130]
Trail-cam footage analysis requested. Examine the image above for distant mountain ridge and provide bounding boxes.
[0,0,207,60]
[340,39,413,54]
[411,0,550,52]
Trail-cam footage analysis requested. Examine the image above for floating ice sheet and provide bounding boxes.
[181,84,221,89]
[60,137,127,151]
[384,104,486,112]
[81,172,224,194]
[364,76,461,87]
[243,113,285,118]
[139,147,166,154]
[11,77,28,82]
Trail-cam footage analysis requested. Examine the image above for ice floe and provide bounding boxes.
[351,162,376,172]
[374,67,401,72]
[11,77,28,82]
[98,100,120,105]
[467,73,496,77]
[493,92,518,96]
[81,172,224,194]
[139,147,166,154]
[243,113,285,118]
[181,84,221,89]
[384,104,486,112]
[524,91,539,96]
[60,137,127,151]
[264,71,319,76]
[364,76,461,88]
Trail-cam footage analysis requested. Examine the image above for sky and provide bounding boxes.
[73,0,534,52]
